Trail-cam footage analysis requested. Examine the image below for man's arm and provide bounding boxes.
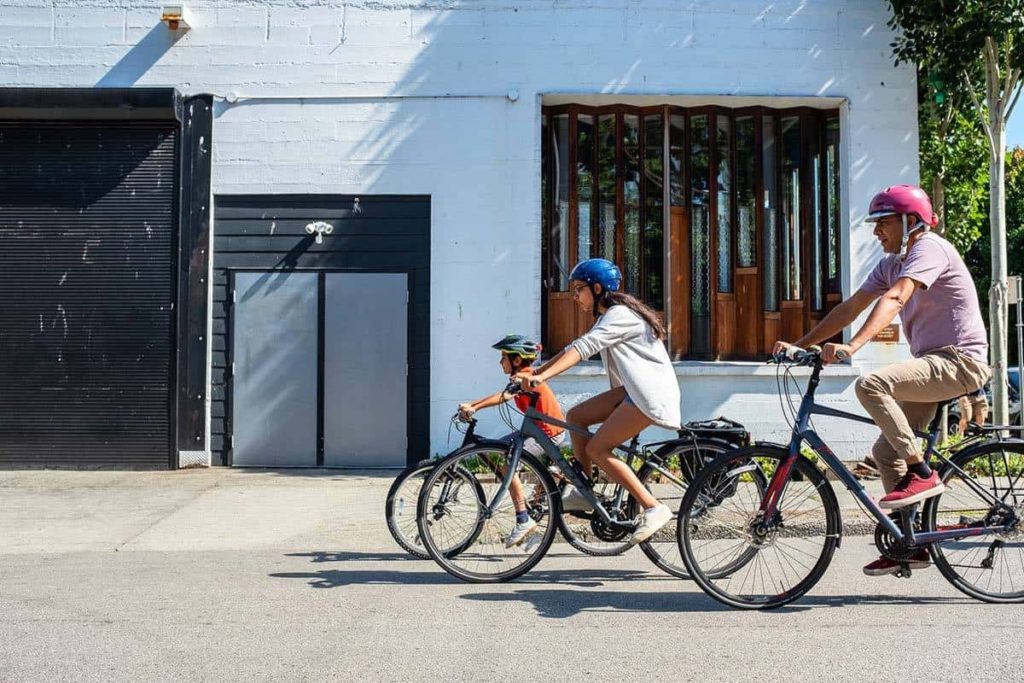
[789,288,878,349]
[846,277,918,354]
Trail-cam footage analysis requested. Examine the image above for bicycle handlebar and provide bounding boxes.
[769,344,822,367]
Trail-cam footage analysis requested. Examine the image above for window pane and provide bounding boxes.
[690,114,711,355]
[623,114,641,295]
[716,115,732,293]
[809,120,824,311]
[825,117,840,293]
[551,113,571,291]
[670,114,686,206]
[763,116,779,311]
[781,116,801,301]
[542,115,550,287]
[644,113,664,309]
[577,114,594,264]
[736,116,757,268]
[598,114,617,262]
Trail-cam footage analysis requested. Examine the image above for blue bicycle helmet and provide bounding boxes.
[569,258,621,293]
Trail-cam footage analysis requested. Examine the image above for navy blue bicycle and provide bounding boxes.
[677,345,1024,609]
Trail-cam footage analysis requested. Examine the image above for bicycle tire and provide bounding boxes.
[678,445,841,609]
[385,461,484,560]
[635,439,746,579]
[417,446,559,583]
[923,440,1024,603]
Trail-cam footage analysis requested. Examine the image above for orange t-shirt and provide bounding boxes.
[512,369,565,439]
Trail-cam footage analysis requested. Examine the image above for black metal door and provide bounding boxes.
[0,122,177,466]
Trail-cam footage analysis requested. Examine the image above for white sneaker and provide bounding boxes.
[561,484,594,512]
[630,503,672,545]
[505,518,539,548]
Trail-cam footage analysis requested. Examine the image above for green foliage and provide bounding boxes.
[918,104,989,252]
[964,147,1024,359]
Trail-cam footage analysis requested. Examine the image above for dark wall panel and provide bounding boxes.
[211,195,430,467]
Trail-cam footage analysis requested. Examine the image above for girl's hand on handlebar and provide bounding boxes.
[822,343,853,364]
[457,403,476,421]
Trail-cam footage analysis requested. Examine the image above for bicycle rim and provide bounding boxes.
[925,441,1024,603]
[679,447,840,609]
[635,441,734,579]
[417,447,557,583]
[385,464,434,559]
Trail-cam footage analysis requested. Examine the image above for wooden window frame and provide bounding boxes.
[540,103,841,361]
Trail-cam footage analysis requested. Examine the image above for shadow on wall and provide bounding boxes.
[96,24,186,87]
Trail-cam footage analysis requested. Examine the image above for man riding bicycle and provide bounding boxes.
[774,184,991,577]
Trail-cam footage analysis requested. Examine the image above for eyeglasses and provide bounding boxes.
[571,284,588,297]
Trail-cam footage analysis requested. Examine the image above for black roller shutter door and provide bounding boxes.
[0,122,176,466]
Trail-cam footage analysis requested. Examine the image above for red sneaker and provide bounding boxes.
[879,471,945,509]
[863,549,931,576]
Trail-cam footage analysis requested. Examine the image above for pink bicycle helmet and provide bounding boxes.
[866,185,938,228]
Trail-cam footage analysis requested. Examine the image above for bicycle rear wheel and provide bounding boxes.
[417,446,558,583]
[635,439,737,578]
[678,446,840,609]
[924,441,1024,603]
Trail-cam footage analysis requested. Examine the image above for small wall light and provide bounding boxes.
[305,221,334,245]
[160,5,192,31]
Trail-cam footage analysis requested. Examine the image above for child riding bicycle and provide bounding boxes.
[458,334,567,547]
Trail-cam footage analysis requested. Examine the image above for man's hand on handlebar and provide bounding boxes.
[822,342,854,364]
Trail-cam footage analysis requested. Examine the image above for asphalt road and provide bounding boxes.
[0,470,1020,681]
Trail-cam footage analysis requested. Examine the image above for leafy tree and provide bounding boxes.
[888,0,1024,422]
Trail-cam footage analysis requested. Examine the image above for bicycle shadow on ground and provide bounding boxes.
[461,589,972,618]
[285,550,423,563]
[462,589,733,617]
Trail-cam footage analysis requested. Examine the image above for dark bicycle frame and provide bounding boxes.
[482,387,689,531]
[761,352,1019,545]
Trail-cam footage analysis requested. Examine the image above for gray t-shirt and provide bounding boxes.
[860,232,988,361]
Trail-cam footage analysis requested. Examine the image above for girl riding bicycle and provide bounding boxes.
[458,334,567,547]
[515,258,680,545]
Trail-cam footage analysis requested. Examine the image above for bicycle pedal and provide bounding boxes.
[895,564,912,579]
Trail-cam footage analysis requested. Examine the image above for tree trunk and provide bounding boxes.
[933,172,946,235]
[989,116,1009,425]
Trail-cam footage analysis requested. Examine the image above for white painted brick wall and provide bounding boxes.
[0,0,920,460]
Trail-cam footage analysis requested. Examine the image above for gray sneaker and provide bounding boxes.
[629,503,672,545]
[505,518,539,548]
[560,484,594,512]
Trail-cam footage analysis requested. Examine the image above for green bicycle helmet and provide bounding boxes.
[491,334,541,359]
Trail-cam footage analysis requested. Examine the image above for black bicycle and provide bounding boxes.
[677,345,1024,609]
[415,384,762,582]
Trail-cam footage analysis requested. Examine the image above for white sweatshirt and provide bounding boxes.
[568,305,682,429]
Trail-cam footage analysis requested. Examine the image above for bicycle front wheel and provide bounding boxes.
[417,446,558,583]
[678,446,840,609]
[924,441,1024,603]
[385,462,435,559]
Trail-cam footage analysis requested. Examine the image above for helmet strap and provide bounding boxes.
[899,214,929,259]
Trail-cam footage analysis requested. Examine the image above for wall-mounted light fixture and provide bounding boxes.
[305,221,334,245]
[160,5,192,31]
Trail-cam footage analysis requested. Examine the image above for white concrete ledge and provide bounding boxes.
[561,361,864,378]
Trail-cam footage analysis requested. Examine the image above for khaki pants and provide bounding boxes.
[854,346,991,492]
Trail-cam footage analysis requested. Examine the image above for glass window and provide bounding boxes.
[716,115,732,293]
[551,113,571,291]
[736,116,757,268]
[781,115,802,301]
[809,121,824,311]
[644,113,665,309]
[577,114,595,264]
[690,114,711,356]
[669,114,686,206]
[597,114,617,262]
[763,116,779,311]
[825,117,840,293]
[623,114,641,295]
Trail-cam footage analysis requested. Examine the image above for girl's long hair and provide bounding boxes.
[598,290,667,340]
